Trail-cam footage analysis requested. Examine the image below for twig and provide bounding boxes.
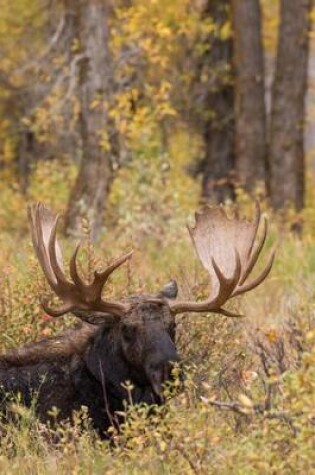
[208,399,245,415]
[99,359,117,432]
[17,15,67,75]
[50,53,88,112]
[208,398,300,435]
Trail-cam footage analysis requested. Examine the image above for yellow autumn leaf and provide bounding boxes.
[265,329,278,343]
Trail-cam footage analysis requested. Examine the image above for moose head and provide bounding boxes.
[26,202,275,410]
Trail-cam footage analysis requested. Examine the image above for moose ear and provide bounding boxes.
[158,280,178,299]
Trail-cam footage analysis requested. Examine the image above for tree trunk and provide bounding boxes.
[200,0,235,204]
[269,0,312,211]
[18,127,35,193]
[231,0,267,192]
[64,0,114,239]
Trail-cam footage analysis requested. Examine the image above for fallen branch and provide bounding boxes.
[208,398,300,435]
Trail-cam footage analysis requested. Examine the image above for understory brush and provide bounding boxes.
[0,156,314,474]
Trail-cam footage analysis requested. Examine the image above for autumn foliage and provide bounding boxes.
[0,0,314,473]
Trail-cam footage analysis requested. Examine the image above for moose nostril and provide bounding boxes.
[149,361,172,376]
[148,362,161,374]
[146,356,181,386]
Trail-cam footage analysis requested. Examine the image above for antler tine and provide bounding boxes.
[168,203,275,317]
[218,308,244,318]
[69,244,87,290]
[48,213,71,287]
[246,201,261,259]
[238,214,267,287]
[168,250,242,314]
[232,247,276,297]
[29,202,133,321]
[210,250,242,307]
[40,298,74,318]
[69,245,134,298]
[29,203,59,290]
[92,251,134,297]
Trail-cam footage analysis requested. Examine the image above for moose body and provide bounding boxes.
[0,203,274,435]
[0,292,179,435]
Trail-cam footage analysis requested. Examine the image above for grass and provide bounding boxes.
[0,150,314,474]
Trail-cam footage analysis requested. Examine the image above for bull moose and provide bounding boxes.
[0,202,274,436]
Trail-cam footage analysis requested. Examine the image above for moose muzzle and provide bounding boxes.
[144,334,180,403]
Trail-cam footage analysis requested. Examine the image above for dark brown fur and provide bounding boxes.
[0,325,96,367]
[0,287,180,437]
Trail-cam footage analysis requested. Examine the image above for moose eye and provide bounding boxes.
[122,324,137,343]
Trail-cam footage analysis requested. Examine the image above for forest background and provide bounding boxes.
[1,0,314,237]
[0,1,314,474]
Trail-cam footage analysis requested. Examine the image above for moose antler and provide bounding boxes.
[168,203,275,317]
[28,203,132,319]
